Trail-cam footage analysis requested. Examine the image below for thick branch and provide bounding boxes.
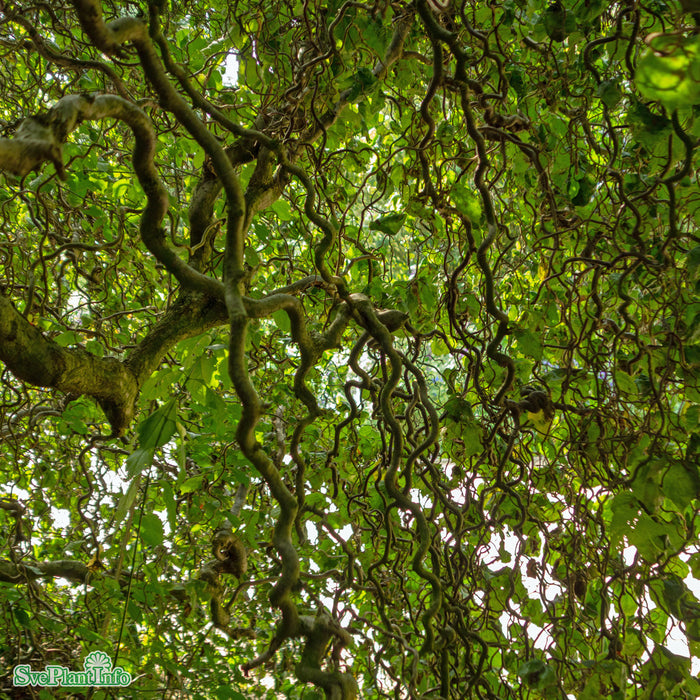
[296,613,358,700]
[0,114,65,179]
[299,14,413,145]
[124,291,227,385]
[69,0,248,294]
[0,93,224,298]
[0,293,138,435]
[0,556,137,587]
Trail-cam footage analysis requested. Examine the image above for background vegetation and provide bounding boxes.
[1,0,700,697]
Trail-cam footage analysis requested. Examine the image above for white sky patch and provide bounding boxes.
[306,519,318,544]
[104,468,126,493]
[472,505,700,672]
[222,55,239,86]
[623,545,637,566]
[50,507,71,528]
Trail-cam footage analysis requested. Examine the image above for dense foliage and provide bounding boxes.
[1,0,700,697]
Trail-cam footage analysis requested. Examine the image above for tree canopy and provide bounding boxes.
[1,0,700,697]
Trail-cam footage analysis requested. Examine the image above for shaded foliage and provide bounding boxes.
[1,0,700,697]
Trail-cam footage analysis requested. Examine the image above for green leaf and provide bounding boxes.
[615,371,637,395]
[139,513,165,547]
[688,246,700,279]
[628,512,668,561]
[570,175,594,207]
[125,448,155,477]
[162,479,177,531]
[180,475,204,494]
[13,606,31,628]
[660,576,686,618]
[597,80,622,109]
[272,309,291,333]
[451,184,482,223]
[138,399,178,449]
[662,462,699,509]
[444,396,472,422]
[517,659,556,688]
[347,66,377,100]
[542,3,573,42]
[636,35,700,110]
[54,331,82,347]
[115,477,141,522]
[608,491,639,546]
[513,328,544,361]
[369,212,406,236]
